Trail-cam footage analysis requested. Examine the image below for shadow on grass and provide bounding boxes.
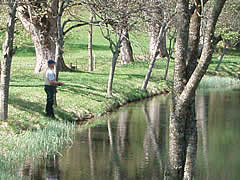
[67,70,146,80]
[210,60,239,65]
[9,97,75,122]
[15,46,36,57]
[10,84,44,88]
[59,84,106,102]
[64,43,110,51]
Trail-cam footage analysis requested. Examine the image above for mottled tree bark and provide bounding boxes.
[18,0,69,73]
[0,0,17,121]
[167,1,190,177]
[148,19,168,59]
[166,0,226,179]
[120,27,134,64]
[55,0,72,81]
[183,1,202,179]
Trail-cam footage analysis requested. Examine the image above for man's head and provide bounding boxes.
[48,60,56,69]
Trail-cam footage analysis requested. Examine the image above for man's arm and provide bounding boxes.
[49,80,64,86]
[47,71,64,86]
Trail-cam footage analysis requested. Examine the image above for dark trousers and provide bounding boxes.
[44,85,56,117]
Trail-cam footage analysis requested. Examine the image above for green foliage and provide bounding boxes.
[216,0,240,46]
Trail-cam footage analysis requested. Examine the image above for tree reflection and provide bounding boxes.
[196,94,209,179]
[108,119,124,180]
[183,99,198,180]
[18,156,61,179]
[88,128,96,180]
[116,110,129,158]
[142,101,168,179]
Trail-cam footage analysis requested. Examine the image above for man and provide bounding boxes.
[44,60,64,118]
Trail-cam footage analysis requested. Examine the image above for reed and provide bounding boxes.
[198,76,240,91]
[0,120,75,179]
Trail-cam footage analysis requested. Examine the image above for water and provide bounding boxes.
[19,88,240,179]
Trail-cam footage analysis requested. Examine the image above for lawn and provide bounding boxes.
[0,22,239,179]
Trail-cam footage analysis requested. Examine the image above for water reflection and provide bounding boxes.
[196,94,209,180]
[18,156,61,179]
[18,89,240,180]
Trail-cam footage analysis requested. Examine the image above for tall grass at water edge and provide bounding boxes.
[0,120,75,179]
[198,76,240,92]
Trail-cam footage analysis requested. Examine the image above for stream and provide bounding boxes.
[19,88,240,180]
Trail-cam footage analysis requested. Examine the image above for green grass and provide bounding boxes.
[4,25,172,132]
[0,120,75,179]
[207,49,240,78]
[0,22,240,177]
[0,25,173,177]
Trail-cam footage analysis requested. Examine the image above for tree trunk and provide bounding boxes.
[215,42,227,71]
[88,12,94,71]
[148,22,168,59]
[167,0,190,179]
[18,1,69,73]
[164,37,176,80]
[142,25,167,91]
[166,0,226,179]
[32,31,56,73]
[107,46,120,96]
[55,1,72,81]
[183,99,198,180]
[120,27,134,64]
[0,0,17,121]
[183,2,202,179]
[18,9,57,73]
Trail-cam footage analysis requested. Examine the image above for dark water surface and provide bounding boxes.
[20,89,240,180]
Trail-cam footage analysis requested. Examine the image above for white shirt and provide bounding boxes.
[45,67,56,86]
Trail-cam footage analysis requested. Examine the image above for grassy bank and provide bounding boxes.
[0,24,240,177]
[0,120,74,179]
[0,26,172,178]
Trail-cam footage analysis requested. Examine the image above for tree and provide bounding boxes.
[216,0,240,48]
[146,0,169,59]
[17,0,69,73]
[0,0,17,121]
[119,20,134,64]
[164,28,176,80]
[214,0,240,70]
[166,0,226,179]
[142,1,175,90]
[88,11,94,71]
[87,0,144,95]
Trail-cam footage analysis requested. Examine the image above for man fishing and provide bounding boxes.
[44,60,64,118]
